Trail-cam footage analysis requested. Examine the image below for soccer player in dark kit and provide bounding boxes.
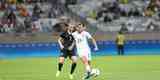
[56,23,77,80]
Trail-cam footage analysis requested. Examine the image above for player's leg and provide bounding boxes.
[88,53,92,66]
[80,53,91,70]
[69,55,77,79]
[56,49,67,77]
[70,56,77,74]
[77,50,92,79]
[119,45,123,55]
[88,61,91,66]
[56,57,65,77]
[118,45,121,55]
[88,53,92,73]
[85,53,93,79]
[80,55,92,79]
[121,45,124,55]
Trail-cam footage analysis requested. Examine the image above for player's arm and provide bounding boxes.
[58,37,64,49]
[86,32,98,50]
[90,37,98,51]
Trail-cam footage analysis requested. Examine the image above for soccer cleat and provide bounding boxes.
[56,71,60,77]
[69,74,73,80]
[83,72,91,80]
[84,75,91,80]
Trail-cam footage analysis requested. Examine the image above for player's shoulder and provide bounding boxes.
[82,31,90,35]
[60,32,67,37]
[60,32,65,35]
[72,31,78,35]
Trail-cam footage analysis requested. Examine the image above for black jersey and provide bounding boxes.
[60,32,74,49]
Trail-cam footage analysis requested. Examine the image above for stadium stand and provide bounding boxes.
[0,0,160,34]
[0,0,160,43]
[69,0,160,32]
[0,0,80,34]
[0,0,160,58]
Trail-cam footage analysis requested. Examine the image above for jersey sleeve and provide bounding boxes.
[85,32,92,39]
[72,32,76,38]
[60,33,65,38]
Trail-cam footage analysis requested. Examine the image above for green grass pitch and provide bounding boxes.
[0,55,160,80]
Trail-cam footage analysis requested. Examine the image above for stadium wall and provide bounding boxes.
[0,40,160,58]
[0,32,160,43]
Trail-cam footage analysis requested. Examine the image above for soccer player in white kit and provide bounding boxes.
[72,23,98,79]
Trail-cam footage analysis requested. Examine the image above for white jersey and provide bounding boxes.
[72,31,92,60]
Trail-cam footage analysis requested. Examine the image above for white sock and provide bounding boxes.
[86,65,91,72]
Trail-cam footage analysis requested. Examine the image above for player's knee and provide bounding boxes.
[72,60,77,63]
[84,61,89,65]
[59,57,65,63]
[72,62,77,65]
[59,61,64,64]
[81,56,88,64]
[71,56,77,63]
[59,60,64,64]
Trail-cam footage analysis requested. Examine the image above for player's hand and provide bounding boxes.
[94,47,99,51]
[68,47,73,51]
[60,46,64,50]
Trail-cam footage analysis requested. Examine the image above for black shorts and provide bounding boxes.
[60,49,76,58]
[118,45,124,50]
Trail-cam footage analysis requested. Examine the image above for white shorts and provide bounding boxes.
[77,49,92,61]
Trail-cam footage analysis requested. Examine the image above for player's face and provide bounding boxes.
[77,24,84,33]
[68,24,75,32]
[82,26,86,30]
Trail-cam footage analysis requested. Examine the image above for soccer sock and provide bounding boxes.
[70,63,77,74]
[58,63,63,71]
[86,65,91,73]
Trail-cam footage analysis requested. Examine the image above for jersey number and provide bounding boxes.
[77,38,82,43]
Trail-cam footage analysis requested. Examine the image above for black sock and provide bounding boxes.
[70,63,77,74]
[58,63,63,71]
[87,71,91,75]
[85,71,91,79]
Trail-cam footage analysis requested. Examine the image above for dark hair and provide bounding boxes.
[78,23,85,27]
[53,22,68,32]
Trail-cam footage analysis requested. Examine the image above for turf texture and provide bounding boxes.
[0,55,160,80]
